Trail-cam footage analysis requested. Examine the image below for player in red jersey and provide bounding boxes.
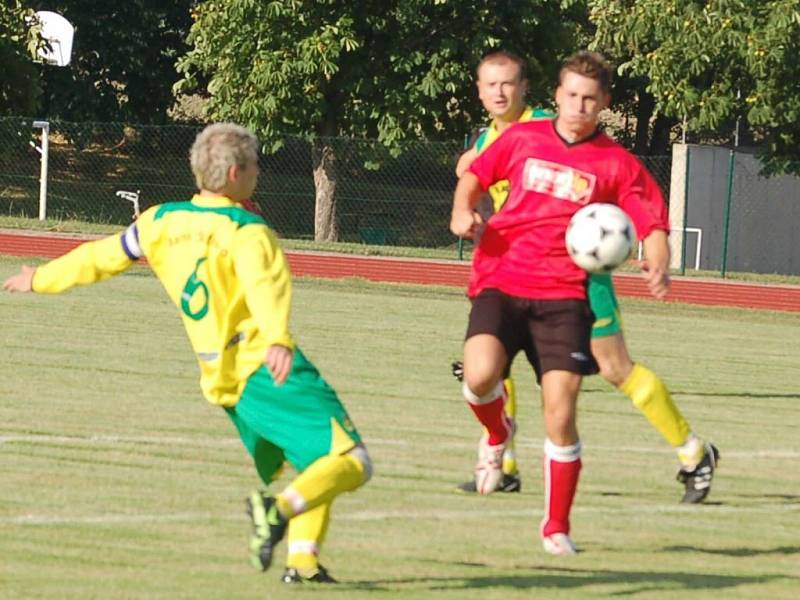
[450,51,671,555]
[453,52,718,504]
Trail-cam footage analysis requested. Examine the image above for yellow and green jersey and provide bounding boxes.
[33,194,294,407]
[475,106,553,212]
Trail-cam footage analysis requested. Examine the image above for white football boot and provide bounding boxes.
[474,417,515,495]
[542,532,578,556]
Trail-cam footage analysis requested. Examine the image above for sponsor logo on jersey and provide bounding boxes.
[522,158,596,204]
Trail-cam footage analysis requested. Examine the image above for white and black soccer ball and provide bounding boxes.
[566,203,636,273]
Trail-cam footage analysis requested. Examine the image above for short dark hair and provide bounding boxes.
[559,51,613,94]
[477,50,528,82]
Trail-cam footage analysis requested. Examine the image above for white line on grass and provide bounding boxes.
[0,434,239,447]
[2,433,798,459]
[3,503,798,527]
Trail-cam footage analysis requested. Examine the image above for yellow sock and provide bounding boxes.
[286,502,331,571]
[620,363,690,447]
[502,377,518,476]
[275,453,366,518]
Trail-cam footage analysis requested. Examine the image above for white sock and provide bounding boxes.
[676,433,704,469]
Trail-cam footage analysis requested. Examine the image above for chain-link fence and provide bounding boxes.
[0,117,672,252]
[675,144,800,276]
[639,155,672,201]
[256,136,460,247]
[0,118,203,225]
[0,117,462,247]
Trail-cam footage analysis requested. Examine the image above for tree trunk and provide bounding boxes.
[649,114,676,155]
[634,89,655,155]
[311,139,339,242]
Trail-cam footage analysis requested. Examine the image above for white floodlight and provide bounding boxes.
[34,11,74,67]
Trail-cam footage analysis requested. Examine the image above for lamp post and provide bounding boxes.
[31,120,50,221]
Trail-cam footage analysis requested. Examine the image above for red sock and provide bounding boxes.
[541,455,582,537]
[467,396,509,445]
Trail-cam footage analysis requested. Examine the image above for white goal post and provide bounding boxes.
[638,227,703,270]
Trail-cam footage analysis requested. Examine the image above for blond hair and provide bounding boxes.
[189,123,259,192]
[559,51,614,94]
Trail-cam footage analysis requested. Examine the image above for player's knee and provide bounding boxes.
[593,339,634,387]
[463,376,494,398]
[545,412,574,438]
[348,445,373,483]
[462,379,504,405]
[462,362,503,398]
[543,402,577,439]
[597,356,632,387]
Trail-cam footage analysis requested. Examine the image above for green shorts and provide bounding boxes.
[588,273,623,338]
[225,347,362,484]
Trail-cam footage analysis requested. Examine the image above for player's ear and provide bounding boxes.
[554,84,564,106]
[227,164,239,183]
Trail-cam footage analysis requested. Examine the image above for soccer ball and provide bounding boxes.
[566,203,636,272]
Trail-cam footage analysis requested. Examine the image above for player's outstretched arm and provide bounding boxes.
[641,229,670,299]
[4,234,136,295]
[3,265,36,293]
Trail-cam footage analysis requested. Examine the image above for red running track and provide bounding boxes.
[1,230,799,312]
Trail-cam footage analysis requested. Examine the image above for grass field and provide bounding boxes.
[1,255,799,599]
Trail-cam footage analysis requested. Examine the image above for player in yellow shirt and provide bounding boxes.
[4,123,371,584]
[453,51,717,507]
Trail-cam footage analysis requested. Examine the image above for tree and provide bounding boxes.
[590,0,800,174]
[34,0,194,124]
[176,0,578,241]
[0,1,42,116]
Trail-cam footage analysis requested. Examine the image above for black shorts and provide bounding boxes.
[466,288,598,380]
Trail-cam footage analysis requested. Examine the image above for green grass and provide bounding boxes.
[1,256,799,599]
[0,214,128,236]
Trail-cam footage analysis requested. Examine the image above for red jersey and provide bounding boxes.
[467,119,669,300]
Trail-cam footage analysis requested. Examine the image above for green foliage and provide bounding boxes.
[176,0,577,149]
[590,0,800,174]
[0,1,42,116]
[40,1,194,124]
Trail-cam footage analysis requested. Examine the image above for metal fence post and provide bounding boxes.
[721,148,735,278]
[32,120,50,220]
[680,145,691,275]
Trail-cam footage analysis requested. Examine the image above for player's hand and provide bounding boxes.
[450,207,483,239]
[265,344,293,385]
[3,265,36,293]
[640,261,670,300]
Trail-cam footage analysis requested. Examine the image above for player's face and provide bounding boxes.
[477,61,528,120]
[554,71,610,140]
[228,158,259,201]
